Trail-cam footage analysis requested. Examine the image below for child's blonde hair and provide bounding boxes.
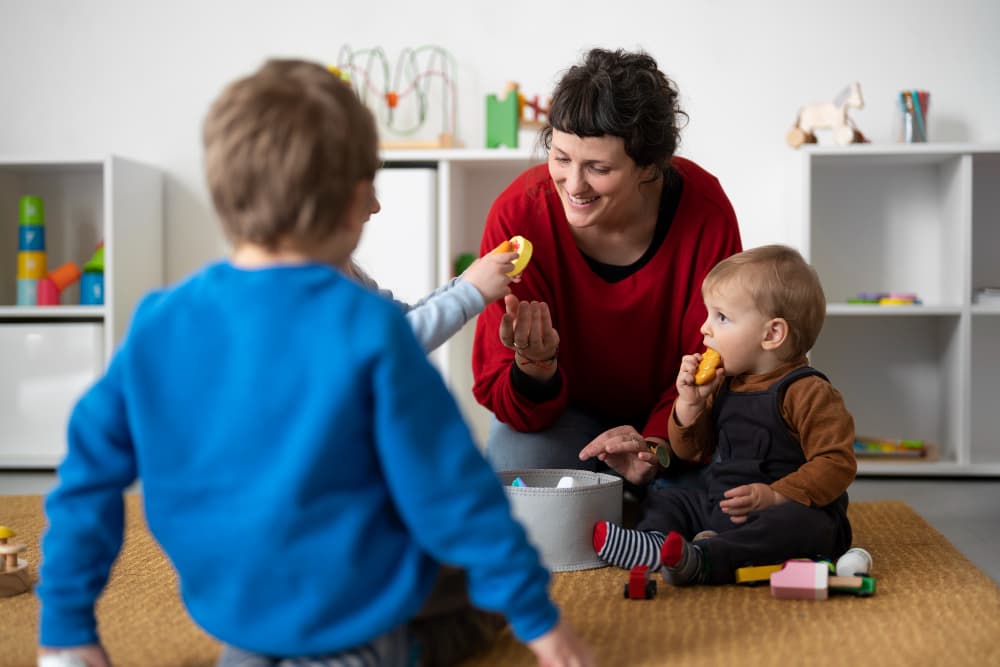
[203,59,379,251]
[702,244,826,359]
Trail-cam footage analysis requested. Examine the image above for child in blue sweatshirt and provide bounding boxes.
[38,58,593,667]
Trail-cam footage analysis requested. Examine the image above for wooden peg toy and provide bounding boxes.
[0,526,31,597]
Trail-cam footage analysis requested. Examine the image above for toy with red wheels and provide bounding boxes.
[624,564,657,600]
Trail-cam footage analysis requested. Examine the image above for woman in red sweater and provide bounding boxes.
[472,48,742,483]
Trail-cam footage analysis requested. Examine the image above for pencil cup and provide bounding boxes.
[897,90,930,143]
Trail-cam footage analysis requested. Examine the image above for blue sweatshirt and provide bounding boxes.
[39,261,557,655]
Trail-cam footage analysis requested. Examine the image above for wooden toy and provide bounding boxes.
[646,440,672,468]
[486,82,520,149]
[770,560,830,599]
[486,81,550,149]
[829,575,877,597]
[491,235,533,277]
[835,547,873,576]
[786,82,867,148]
[854,437,927,459]
[334,45,459,149]
[770,560,877,599]
[735,563,784,586]
[624,564,657,599]
[0,526,31,597]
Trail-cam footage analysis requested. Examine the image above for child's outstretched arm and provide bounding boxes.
[349,252,516,353]
[461,250,517,304]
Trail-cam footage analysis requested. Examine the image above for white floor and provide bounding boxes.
[3,472,999,584]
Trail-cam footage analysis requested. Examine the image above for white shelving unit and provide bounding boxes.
[380,148,544,446]
[0,156,162,467]
[800,143,1000,476]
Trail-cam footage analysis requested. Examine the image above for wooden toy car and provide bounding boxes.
[624,564,657,599]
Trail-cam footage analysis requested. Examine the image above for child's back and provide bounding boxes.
[38,58,593,667]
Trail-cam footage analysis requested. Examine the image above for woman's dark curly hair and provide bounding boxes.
[541,48,687,171]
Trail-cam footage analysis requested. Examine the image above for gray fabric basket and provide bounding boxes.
[499,469,623,572]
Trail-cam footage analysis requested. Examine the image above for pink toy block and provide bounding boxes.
[770,560,829,600]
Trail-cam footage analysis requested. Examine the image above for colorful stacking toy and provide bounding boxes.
[80,243,105,305]
[16,195,46,305]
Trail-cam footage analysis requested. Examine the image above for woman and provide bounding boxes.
[472,47,742,484]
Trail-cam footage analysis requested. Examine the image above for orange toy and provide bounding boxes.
[491,235,533,277]
[694,348,722,385]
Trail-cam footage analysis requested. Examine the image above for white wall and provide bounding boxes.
[2,0,998,283]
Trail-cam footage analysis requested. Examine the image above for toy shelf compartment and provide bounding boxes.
[971,153,1000,303]
[802,145,1000,477]
[0,155,162,469]
[805,151,965,308]
[0,161,104,312]
[970,316,1000,466]
[811,313,963,473]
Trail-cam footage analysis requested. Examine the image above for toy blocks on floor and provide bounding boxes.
[624,565,657,600]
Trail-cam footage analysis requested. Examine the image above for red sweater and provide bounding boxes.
[472,158,742,439]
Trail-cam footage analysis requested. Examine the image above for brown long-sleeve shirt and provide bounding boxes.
[668,357,857,507]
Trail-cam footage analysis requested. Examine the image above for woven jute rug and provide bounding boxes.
[2,495,999,667]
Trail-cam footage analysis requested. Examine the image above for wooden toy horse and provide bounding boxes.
[787,82,867,147]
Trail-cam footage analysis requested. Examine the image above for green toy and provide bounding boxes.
[486,83,519,149]
[83,244,104,273]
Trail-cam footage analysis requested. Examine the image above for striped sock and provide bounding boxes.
[660,531,705,585]
[592,521,665,569]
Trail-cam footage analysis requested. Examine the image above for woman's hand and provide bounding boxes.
[719,483,787,524]
[578,426,658,486]
[499,294,560,380]
[463,251,518,304]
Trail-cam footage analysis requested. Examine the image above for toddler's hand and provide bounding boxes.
[719,483,787,524]
[463,252,517,304]
[673,353,721,426]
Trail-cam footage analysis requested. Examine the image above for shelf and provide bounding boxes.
[803,143,1000,159]
[381,147,543,165]
[0,155,162,468]
[0,306,105,320]
[801,147,1000,477]
[857,461,1000,476]
[827,304,962,316]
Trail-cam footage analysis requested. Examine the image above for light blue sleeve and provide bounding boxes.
[357,267,486,352]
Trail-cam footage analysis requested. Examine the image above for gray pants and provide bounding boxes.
[485,407,612,471]
[217,627,410,667]
[217,568,504,667]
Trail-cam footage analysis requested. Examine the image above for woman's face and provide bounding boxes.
[547,130,652,230]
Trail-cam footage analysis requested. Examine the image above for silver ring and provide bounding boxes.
[513,341,529,350]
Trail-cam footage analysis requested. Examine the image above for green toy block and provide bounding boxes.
[486,91,519,149]
[83,245,104,273]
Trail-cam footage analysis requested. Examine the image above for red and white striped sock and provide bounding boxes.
[592,521,665,570]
